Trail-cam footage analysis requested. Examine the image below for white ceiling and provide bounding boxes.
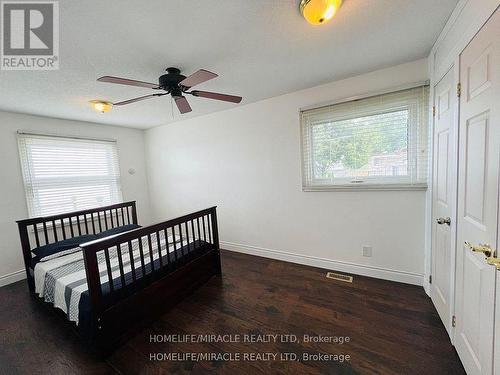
[0,0,458,129]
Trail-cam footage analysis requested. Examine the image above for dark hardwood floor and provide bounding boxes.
[0,250,465,375]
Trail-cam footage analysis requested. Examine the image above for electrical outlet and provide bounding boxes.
[363,246,372,257]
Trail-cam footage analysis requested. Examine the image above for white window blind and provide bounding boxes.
[18,133,123,217]
[301,86,429,190]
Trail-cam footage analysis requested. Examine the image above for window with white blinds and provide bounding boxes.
[301,86,429,190]
[18,133,123,217]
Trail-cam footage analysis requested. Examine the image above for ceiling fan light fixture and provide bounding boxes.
[300,0,342,25]
[90,100,113,113]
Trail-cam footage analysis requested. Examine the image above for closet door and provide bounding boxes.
[430,66,457,336]
[454,8,500,375]
[496,276,500,374]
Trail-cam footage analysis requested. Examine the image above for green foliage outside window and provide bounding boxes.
[312,110,408,179]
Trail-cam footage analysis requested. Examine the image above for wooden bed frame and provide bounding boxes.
[16,201,221,353]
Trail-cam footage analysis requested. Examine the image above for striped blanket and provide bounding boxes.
[34,231,185,325]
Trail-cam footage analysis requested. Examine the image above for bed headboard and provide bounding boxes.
[16,201,138,291]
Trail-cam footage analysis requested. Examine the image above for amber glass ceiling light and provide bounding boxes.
[90,100,113,113]
[300,0,342,25]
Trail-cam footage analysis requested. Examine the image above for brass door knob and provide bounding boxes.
[487,257,500,270]
[465,242,494,258]
[436,217,451,225]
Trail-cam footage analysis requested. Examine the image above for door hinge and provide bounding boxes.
[457,82,461,97]
[432,106,436,117]
[429,275,432,284]
[452,315,456,327]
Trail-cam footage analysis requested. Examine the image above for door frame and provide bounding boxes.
[429,59,460,342]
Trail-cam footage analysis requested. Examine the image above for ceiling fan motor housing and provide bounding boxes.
[159,67,187,92]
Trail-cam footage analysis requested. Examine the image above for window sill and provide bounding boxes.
[303,183,428,192]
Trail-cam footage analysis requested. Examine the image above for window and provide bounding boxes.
[301,86,429,190]
[18,133,123,217]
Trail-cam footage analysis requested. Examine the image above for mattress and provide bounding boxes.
[34,231,208,327]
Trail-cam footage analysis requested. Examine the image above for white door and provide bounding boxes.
[496,192,500,374]
[496,274,500,374]
[454,9,500,375]
[431,66,457,336]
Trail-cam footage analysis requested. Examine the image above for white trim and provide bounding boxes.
[221,241,424,286]
[430,0,468,55]
[0,269,26,288]
[303,183,427,192]
[423,53,436,297]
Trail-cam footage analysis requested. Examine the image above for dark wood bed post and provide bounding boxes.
[82,246,104,326]
[16,222,35,293]
[81,243,108,352]
[210,207,222,275]
[131,201,138,225]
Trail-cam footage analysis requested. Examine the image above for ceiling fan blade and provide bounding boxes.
[191,90,242,103]
[97,76,159,89]
[114,94,159,106]
[179,69,218,88]
[174,96,192,114]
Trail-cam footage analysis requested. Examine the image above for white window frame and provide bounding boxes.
[300,84,429,191]
[17,132,123,217]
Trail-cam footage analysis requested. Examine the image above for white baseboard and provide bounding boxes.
[0,269,26,288]
[221,241,423,286]
[0,246,424,287]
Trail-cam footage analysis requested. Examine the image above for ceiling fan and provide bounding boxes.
[97,67,242,114]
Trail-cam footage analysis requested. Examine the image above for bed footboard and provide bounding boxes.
[80,206,221,351]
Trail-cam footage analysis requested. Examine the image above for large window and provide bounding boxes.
[301,86,429,190]
[18,133,123,217]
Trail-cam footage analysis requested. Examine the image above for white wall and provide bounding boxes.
[0,111,152,286]
[145,59,429,285]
